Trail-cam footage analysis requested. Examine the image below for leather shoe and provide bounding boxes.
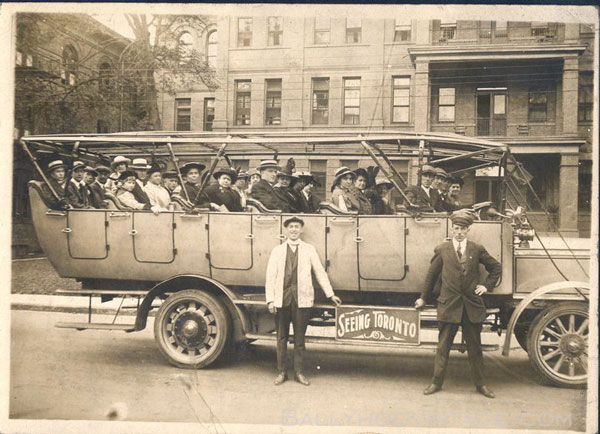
[476,385,495,399]
[274,372,288,386]
[295,373,310,386]
[423,383,441,395]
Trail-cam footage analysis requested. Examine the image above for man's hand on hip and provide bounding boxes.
[267,302,277,314]
[414,298,426,310]
[474,285,488,296]
[330,295,342,306]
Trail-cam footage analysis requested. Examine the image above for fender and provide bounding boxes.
[134,274,252,334]
[502,281,589,356]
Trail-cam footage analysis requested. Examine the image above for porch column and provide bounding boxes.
[414,60,430,132]
[212,17,230,131]
[562,56,579,135]
[558,153,579,236]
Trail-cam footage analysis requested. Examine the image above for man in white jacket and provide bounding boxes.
[266,216,342,386]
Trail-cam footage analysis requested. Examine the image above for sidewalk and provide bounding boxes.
[10,293,155,316]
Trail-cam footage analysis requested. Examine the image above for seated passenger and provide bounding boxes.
[204,168,244,212]
[163,171,180,195]
[105,156,130,194]
[352,168,373,214]
[370,177,394,215]
[432,167,451,212]
[445,176,467,212]
[83,166,106,209]
[249,160,291,212]
[144,166,171,210]
[177,162,215,210]
[116,171,160,215]
[66,161,92,209]
[247,169,260,195]
[129,158,152,207]
[41,159,69,209]
[330,167,358,212]
[290,171,312,213]
[232,170,248,208]
[92,164,111,199]
[404,164,439,209]
[274,168,302,213]
[299,172,321,213]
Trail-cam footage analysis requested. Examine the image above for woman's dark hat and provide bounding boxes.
[448,176,464,187]
[213,167,238,183]
[118,170,137,181]
[181,162,206,175]
[163,171,179,180]
[147,165,162,176]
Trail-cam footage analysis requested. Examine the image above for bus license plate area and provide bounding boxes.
[335,305,420,345]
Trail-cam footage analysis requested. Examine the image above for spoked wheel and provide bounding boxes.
[527,302,588,388]
[154,290,230,369]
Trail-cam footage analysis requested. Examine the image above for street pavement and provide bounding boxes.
[8,309,587,432]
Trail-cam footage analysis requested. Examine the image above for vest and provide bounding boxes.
[282,244,299,307]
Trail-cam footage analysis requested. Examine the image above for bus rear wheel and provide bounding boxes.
[527,302,588,389]
[154,289,230,369]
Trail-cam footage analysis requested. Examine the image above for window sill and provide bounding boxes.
[230,46,290,51]
[384,42,416,46]
[307,43,371,48]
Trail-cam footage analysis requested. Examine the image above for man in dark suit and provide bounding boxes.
[404,164,439,209]
[249,160,291,212]
[66,161,91,209]
[299,173,321,213]
[415,210,501,398]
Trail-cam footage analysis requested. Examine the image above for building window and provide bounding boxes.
[440,20,456,41]
[346,18,361,43]
[394,20,411,42]
[175,98,192,131]
[16,50,23,66]
[438,88,455,122]
[343,78,361,125]
[312,78,329,125]
[61,45,78,86]
[178,31,194,59]
[314,17,330,44]
[528,87,548,122]
[580,24,594,35]
[268,17,283,46]
[265,79,282,125]
[531,22,555,38]
[309,160,327,199]
[235,80,251,126]
[206,30,217,67]
[578,172,591,212]
[578,73,593,123]
[392,76,410,123]
[204,98,215,131]
[238,18,253,47]
[494,21,508,38]
[98,61,113,93]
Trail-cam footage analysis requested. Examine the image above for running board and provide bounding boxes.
[55,289,148,296]
[55,322,136,332]
[245,333,499,352]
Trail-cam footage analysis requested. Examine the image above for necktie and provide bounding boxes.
[456,244,462,259]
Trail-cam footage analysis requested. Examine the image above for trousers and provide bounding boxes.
[432,308,485,387]
[275,297,311,373]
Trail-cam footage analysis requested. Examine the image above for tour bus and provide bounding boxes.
[21,131,590,389]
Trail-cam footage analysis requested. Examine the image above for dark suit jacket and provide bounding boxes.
[132,181,151,207]
[405,185,439,209]
[300,191,321,213]
[204,184,243,212]
[66,179,90,209]
[421,240,501,323]
[250,179,291,212]
[89,182,108,209]
[41,179,67,209]
[275,186,303,213]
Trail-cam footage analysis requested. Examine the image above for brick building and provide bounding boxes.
[159,17,594,237]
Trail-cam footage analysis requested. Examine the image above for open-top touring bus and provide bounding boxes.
[21,131,590,388]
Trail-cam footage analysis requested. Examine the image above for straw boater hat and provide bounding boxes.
[72,160,86,172]
[283,216,305,227]
[257,159,281,171]
[83,166,98,177]
[433,167,449,179]
[332,166,356,190]
[130,158,151,170]
[213,167,238,183]
[45,160,65,173]
[448,176,464,187]
[118,170,137,181]
[111,155,131,169]
[420,164,436,176]
[94,164,111,174]
[450,210,474,228]
[375,177,393,189]
[180,162,206,175]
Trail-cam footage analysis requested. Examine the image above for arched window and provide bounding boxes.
[178,31,194,59]
[61,45,78,86]
[98,61,113,92]
[206,30,217,68]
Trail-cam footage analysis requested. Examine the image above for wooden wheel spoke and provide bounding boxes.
[568,314,575,333]
[543,327,562,340]
[188,302,197,311]
[542,348,561,361]
[552,354,565,371]
[575,355,588,373]
[568,360,575,377]
[554,317,568,335]
[576,319,588,336]
[540,341,559,347]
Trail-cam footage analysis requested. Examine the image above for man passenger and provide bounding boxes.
[83,166,105,209]
[300,173,321,213]
[163,171,180,195]
[42,159,69,209]
[249,160,291,212]
[404,164,439,209]
[66,161,91,209]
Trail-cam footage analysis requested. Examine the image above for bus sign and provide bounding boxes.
[335,306,420,345]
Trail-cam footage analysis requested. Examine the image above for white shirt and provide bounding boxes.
[144,182,171,210]
[421,185,431,198]
[286,239,299,253]
[452,238,466,258]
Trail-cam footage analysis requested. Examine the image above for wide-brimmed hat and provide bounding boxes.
[294,171,313,184]
[433,167,449,179]
[118,170,137,181]
[72,160,86,172]
[375,177,393,188]
[450,210,474,227]
[111,155,131,169]
[283,216,305,227]
[94,164,111,174]
[45,160,65,173]
[181,162,206,175]
[147,165,162,176]
[332,166,356,188]
[257,159,281,171]
[448,176,464,187]
[213,168,238,183]
[163,170,179,180]
[236,170,249,179]
[420,164,436,176]
[130,158,151,170]
[83,166,98,176]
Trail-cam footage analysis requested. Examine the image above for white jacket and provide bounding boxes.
[265,239,334,308]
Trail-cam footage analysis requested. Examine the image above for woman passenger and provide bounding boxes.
[176,162,216,210]
[232,170,248,208]
[116,171,160,215]
[204,168,243,212]
[351,168,373,214]
[330,167,358,212]
[143,166,171,211]
[105,156,131,195]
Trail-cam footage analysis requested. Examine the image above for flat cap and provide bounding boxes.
[450,210,474,227]
[283,216,305,227]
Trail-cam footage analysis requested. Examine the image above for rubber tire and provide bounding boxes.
[514,322,529,353]
[526,302,588,389]
[154,289,230,369]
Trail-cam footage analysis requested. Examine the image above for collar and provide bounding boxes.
[286,239,300,247]
[421,185,430,195]
[452,238,466,252]
[303,190,310,199]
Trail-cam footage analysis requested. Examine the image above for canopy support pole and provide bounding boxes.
[166,141,191,204]
[20,139,62,203]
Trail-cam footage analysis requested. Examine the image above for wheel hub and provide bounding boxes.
[560,334,585,357]
[173,311,208,348]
